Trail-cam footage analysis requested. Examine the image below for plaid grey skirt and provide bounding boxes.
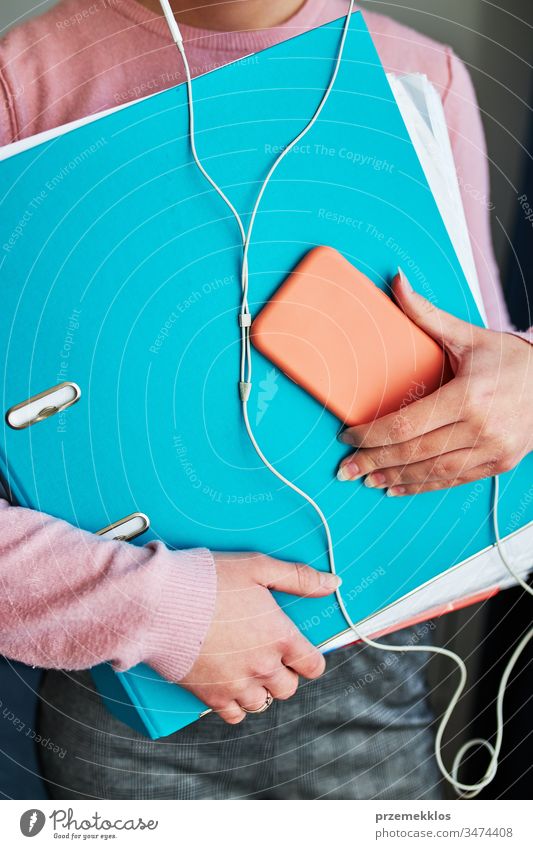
[37,625,443,800]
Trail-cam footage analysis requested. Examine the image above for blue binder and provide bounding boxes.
[0,14,531,738]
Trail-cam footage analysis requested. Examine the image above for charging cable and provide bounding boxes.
[159,0,532,797]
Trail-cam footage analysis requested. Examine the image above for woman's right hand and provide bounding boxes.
[179,551,341,724]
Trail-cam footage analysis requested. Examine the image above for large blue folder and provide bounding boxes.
[0,14,531,738]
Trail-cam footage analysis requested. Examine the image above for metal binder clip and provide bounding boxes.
[96,512,150,542]
[5,382,81,430]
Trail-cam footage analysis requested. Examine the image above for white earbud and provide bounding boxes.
[159,0,184,47]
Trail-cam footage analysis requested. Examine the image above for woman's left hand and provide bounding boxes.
[337,270,533,496]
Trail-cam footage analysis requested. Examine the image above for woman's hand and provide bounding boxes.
[337,269,533,495]
[179,551,340,724]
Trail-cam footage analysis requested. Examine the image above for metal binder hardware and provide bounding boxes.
[5,382,81,430]
[96,512,150,542]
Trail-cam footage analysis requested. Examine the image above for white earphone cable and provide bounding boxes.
[159,0,532,797]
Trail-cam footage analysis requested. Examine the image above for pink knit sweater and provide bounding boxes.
[0,0,529,682]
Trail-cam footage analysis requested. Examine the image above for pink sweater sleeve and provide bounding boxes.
[0,498,216,681]
[442,50,532,344]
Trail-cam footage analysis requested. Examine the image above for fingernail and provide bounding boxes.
[321,572,342,588]
[387,486,406,497]
[364,472,386,488]
[337,462,361,481]
[337,430,355,445]
[397,266,413,292]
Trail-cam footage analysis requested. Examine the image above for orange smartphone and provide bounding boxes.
[250,246,451,426]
